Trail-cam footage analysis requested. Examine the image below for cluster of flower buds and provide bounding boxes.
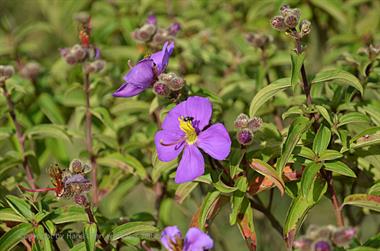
[271,5,311,38]
[19,62,41,80]
[246,33,273,50]
[132,15,181,48]
[234,113,262,145]
[153,72,185,97]
[358,44,380,61]
[84,60,106,74]
[294,225,357,251]
[0,65,15,82]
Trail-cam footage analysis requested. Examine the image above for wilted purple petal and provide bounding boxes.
[146,15,157,25]
[175,145,204,183]
[123,59,155,88]
[150,41,174,73]
[197,123,231,160]
[63,174,89,185]
[155,129,185,162]
[162,96,212,132]
[184,227,213,251]
[112,82,145,97]
[161,226,182,250]
[168,22,181,35]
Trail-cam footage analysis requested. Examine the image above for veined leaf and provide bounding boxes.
[350,127,380,149]
[6,195,35,221]
[315,105,333,126]
[277,116,312,179]
[368,183,380,196]
[324,161,356,177]
[84,223,97,251]
[250,159,285,195]
[313,125,331,154]
[199,191,222,230]
[311,69,363,95]
[175,182,198,204]
[25,124,71,142]
[249,78,291,117]
[301,163,322,199]
[290,52,305,91]
[338,112,370,127]
[0,208,28,223]
[38,94,65,124]
[342,194,380,212]
[111,222,158,241]
[230,177,248,225]
[319,150,343,161]
[0,223,33,251]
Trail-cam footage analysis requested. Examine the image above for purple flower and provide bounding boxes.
[113,41,174,97]
[161,226,213,251]
[168,22,181,36]
[146,15,157,25]
[155,96,231,183]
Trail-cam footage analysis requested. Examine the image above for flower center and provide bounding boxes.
[178,116,197,144]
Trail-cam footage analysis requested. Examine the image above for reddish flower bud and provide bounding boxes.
[300,19,312,37]
[271,16,286,31]
[313,240,331,251]
[72,44,87,61]
[236,129,253,145]
[247,117,263,132]
[332,227,356,247]
[20,62,41,80]
[153,81,170,96]
[234,113,250,129]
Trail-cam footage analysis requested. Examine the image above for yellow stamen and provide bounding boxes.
[178,116,197,144]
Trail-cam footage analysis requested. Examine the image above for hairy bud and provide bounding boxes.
[234,113,250,129]
[284,9,300,29]
[72,44,87,61]
[20,62,41,80]
[236,129,254,145]
[331,227,356,247]
[153,81,170,96]
[160,73,185,91]
[313,240,331,251]
[246,33,272,49]
[300,19,312,37]
[294,238,313,251]
[271,16,286,31]
[247,117,263,132]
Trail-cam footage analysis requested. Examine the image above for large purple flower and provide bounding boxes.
[154,96,231,183]
[113,41,174,97]
[161,226,213,251]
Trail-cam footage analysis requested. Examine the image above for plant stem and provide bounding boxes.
[0,81,35,189]
[247,195,283,236]
[323,170,345,227]
[83,68,98,204]
[294,36,312,106]
[84,204,109,248]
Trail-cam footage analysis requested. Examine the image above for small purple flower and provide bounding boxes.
[146,14,157,25]
[155,96,231,183]
[113,41,174,98]
[161,226,213,251]
[313,240,331,251]
[168,22,181,36]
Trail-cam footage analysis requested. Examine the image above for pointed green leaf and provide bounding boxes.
[313,125,331,154]
[0,223,34,251]
[290,52,305,90]
[350,127,380,149]
[319,150,343,161]
[301,163,322,199]
[324,161,356,177]
[111,222,158,241]
[0,208,28,223]
[84,223,97,251]
[343,194,380,212]
[250,159,285,195]
[338,112,370,127]
[25,124,71,142]
[6,195,35,221]
[199,191,222,230]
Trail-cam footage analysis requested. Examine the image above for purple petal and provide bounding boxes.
[162,96,212,132]
[149,41,174,73]
[184,227,213,251]
[146,15,157,25]
[155,129,185,162]
[161,226,182,250]
[112,82,145,97]
[197,123,231,160]
[122,59,155,88]
[175,145,204,183]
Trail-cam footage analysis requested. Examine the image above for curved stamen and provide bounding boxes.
[160,137,186,147]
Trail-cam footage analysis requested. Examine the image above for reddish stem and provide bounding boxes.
[19,185,56,193]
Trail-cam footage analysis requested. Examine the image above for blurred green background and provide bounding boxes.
[1,0,379,250]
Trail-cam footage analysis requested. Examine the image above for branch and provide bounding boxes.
[0,81,35,189]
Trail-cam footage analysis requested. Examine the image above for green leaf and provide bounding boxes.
[34,225,52,251]
[250,159,285,195]
[230,177,248,225]
[311,69,363,95]
[25,124,71,142]
[310,0,347,24]
[0,208,28,223]
[249,78,290,116]
[319,150,343,161]
[315,105,333,126]
[313,125,331,154]
[111,222,158,241]
[213,176,238,194]
[296,146,316,160]
[342,194,380,212]
[51,207,88,224]
[277,116,312,179]
[84,223,97,251]
[151,151,178,183]
[324,161,356,177]
[199,191,222,230]
[0,223,34,251]
[350,127,380,149]
[237,200,256,250]
[301,163,322,199]
[6,195,35,221]
[338,112,370,127]
[70,242,86,251]
[290,52,305,90]
[175,182,199,204]
[368,183,380,196]
[38,94,65,124]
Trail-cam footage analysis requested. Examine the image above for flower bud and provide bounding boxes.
[84,63,96,73]
[294,238,313,251]
[234,113,250,129]
[74,12,90,24]
[153,81,170,96]
[168,22,181,36]
[313,240,331,251]
[300,19,312,37]
[3,65,15,79]
[246,33,272,49]
[70,159,83,174]
[20,62,41,80]
[247,117,263,132]
[74,194,88,206]
[236,128,254,145]
[271,16,286,31]
[284,9,300,28]
[151,28,168,46]
[93,60,106,72]
[280,5,291,16]
[160,73,185,91]
[331,227,356,247]
[71,44,87,61]
[65,52,77,65]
